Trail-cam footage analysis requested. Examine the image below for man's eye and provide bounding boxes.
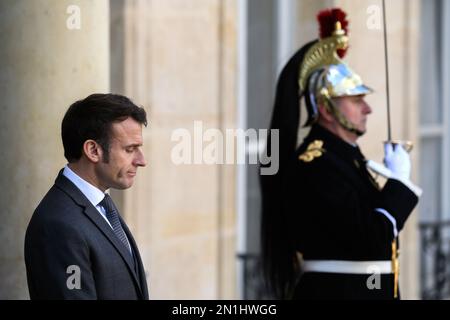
[126,148,134,153]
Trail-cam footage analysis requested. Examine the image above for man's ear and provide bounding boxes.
[318,103,334,123]
[83,140,102,163]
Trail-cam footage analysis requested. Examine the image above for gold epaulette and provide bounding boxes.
[299,140,325,163]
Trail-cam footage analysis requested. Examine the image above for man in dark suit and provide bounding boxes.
[25,93,149,299]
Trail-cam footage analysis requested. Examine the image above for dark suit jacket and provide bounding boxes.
[25,170,149,300]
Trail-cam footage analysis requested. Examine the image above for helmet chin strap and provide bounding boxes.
[322,96,365,137]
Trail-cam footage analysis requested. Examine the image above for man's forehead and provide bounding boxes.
[111,117,142,130]
[110,118,143,141]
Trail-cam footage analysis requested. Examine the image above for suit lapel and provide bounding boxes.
[54,171,144,298]
[82,205,143,293]
[120,218,149,299]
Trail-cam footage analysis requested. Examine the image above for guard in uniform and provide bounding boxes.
[260,8,421,300]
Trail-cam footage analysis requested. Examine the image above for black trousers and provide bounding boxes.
[293,272,399,300]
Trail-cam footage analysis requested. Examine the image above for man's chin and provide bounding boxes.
[356,129,366,137]
[112,181,134,190]
[355,124,367,136]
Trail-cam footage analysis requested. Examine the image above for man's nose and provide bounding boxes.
[134,149,147,167]
[363,101,372,114]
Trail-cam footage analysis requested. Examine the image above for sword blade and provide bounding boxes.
[382,0,392,141]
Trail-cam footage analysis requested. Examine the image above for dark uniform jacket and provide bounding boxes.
[25,171,149,300]
[292,124,419,299]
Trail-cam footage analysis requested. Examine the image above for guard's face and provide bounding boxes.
[335,95,372,134]
[95,117,146,190]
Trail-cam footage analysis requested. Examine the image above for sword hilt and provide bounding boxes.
[384,140,414,153]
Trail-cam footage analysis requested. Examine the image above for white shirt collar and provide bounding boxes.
[63,165,106,207]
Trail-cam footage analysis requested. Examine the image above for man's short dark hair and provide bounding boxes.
[62,93,147,163]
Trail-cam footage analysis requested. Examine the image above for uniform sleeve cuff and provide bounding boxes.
[389,175,423,198]
[365,161,423,197]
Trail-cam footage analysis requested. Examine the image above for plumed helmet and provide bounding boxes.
[299,8,373,128]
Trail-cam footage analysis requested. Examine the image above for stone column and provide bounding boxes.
[0,0,109,299]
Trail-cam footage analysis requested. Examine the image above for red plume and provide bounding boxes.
[317,8,349,58]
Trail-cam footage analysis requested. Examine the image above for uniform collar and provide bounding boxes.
[307,124,365,162]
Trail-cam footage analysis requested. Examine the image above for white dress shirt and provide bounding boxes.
[63,165,113,229]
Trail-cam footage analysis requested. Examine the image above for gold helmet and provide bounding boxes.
[299,9,373,134]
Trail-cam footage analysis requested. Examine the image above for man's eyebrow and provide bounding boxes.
[125,143,143,148]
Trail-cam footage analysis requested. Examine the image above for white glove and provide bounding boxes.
[384,143,411,180]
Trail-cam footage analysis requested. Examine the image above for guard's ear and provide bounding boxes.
[317,103,334,123]
[82,140,103,163]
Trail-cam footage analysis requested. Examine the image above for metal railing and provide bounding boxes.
[237,253,273,300]
[419,221,450,299]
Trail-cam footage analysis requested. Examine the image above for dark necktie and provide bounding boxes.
[100,194,132,255]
